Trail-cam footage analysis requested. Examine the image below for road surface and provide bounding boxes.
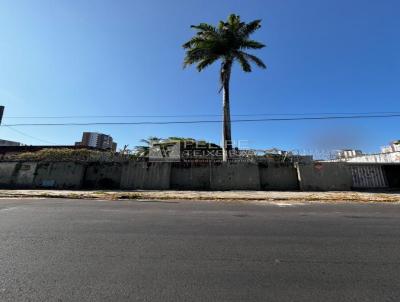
[0,198,399,301]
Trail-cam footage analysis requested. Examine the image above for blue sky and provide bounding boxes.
[0,0,399,154]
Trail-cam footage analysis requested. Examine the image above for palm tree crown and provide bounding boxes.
[183,14,266,76]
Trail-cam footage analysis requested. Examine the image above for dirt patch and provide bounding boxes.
[0,190,400,203]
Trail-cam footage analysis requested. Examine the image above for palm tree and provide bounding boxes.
[183,14,266,162]
[133,136,162,157]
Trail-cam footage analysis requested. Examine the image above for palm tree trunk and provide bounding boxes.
[221,61,232,162]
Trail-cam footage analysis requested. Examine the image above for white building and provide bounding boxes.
[336,149,363,159]
[381,140,400,153]
[329,141,400,163]
[343,152,400,163]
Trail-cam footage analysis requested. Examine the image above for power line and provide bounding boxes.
[5,111,400,119]
[3,126,56,144]
[1,113,400,127]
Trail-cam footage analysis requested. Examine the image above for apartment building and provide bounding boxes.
[75,132,117,151]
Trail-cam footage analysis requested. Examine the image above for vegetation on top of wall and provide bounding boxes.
[3,148,134,162]
[133,136,222,157]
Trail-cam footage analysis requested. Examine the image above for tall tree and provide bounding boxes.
[183,14,266,161]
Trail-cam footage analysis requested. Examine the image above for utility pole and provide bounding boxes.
[0,106,4,125]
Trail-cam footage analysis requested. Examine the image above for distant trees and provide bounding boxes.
[133,137,162,157]
[133,137,221,158]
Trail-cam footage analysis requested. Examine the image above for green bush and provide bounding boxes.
[5,148,122,162]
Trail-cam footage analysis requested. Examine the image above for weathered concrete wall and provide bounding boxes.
[83,163,122,189]
[296,162,352,191]
[0,162,38,188]
[170,163,211,190]
[0,160,362,191]
[14,162,37,188]
[210,163,260,190]
[259,163,299,190]
[120,162,171,190]
[0,162,18,187]
[34,162,85,189]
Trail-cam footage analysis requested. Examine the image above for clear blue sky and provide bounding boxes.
[0,0,399,154]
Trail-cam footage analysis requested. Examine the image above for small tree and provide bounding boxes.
[133,137,162,157]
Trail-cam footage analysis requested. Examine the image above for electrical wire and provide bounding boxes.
[1,113,400,127]
[4,111,400,119]
[3,126,56,144]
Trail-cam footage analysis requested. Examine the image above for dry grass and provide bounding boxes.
[0,190,399,203]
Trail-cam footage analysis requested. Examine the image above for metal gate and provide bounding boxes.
[351,165,388,188]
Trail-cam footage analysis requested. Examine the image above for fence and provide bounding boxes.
[0,160,398,191]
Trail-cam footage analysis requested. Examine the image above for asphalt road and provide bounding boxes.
[0,198,399,302]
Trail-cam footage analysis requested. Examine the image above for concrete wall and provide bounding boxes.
[171,162,291,191]
[0,162,18,187]
[296,162,353,191]
[83,163,122,189]
[170,163,211,190]
[120,162,171,190]
[259,163,299,190]
[0,160,375,191]
[14,162,37,188]
[210,163,260,190]
[34,162,85,189]
[0,162,39,188]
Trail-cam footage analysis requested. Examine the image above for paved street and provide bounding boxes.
[0,198,399,302]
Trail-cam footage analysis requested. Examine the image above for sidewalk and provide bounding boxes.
[0,190,400,203]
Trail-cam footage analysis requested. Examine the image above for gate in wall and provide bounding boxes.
[350,164,388,189]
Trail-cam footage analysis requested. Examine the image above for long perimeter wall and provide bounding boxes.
[0,161,397,191]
